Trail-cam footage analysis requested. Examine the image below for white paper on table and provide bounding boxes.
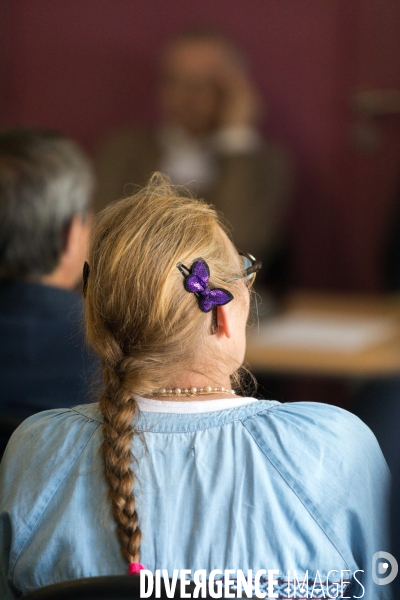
[251,311,396,353]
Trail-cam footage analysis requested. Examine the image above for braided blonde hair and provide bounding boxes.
[85,174,244,566]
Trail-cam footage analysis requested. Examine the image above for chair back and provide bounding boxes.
[23,575,206,599]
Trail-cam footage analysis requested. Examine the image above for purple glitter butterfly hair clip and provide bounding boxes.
[176,258,234,313]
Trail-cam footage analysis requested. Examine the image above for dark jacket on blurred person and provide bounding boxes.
[95,128,292,268]
[0,128,99,433]
[0,280,97,418]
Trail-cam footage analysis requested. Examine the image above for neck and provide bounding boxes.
[165,373,231,390]
[40,265,77,290]
[164,121,213,140]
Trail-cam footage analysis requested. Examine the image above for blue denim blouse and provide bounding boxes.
[0,399,391,599]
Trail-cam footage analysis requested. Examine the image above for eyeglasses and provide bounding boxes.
[227,251,262,286]
[210,251,262,334]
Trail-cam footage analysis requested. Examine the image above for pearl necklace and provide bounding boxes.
[152,385,236,398]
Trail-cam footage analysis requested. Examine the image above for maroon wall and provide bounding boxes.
[2,0,400,292]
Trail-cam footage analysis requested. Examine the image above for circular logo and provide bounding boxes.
[372,551,398,585]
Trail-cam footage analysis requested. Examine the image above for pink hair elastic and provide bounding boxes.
[129,562,145,575]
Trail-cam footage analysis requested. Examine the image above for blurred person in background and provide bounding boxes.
[0,128,99,441]
[95,29,293,278]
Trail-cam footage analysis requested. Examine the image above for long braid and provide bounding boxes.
[85,174,245,573]
[99,352,142,565]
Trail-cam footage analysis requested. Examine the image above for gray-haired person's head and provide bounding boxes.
[0,128,94,280]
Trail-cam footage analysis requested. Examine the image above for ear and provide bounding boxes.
[62,214,88,260]
[57,212,92,288]
[215,304,233,339]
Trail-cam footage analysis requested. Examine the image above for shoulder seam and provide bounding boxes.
[240,403,282,423]
[71,405,102,424]
[240,416,353,572]
[10,420,101,581]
